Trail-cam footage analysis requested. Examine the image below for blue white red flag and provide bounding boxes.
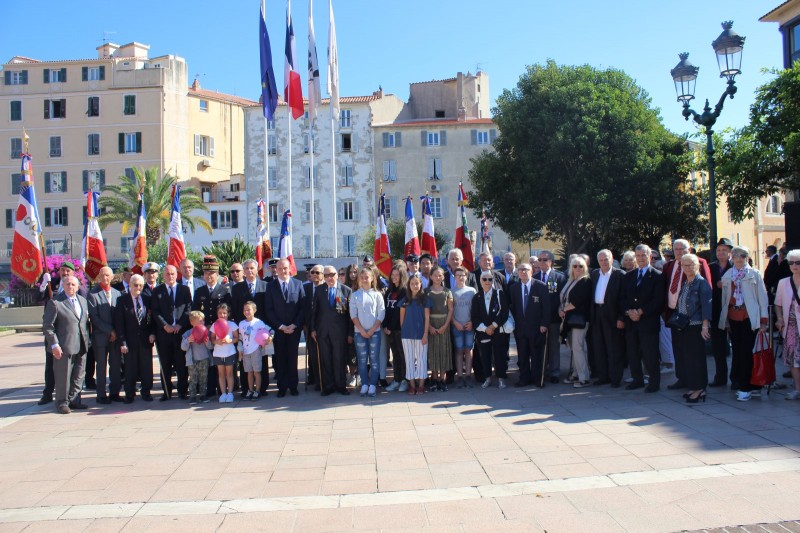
[11,151,44,285]
[420,194,437,259]
[259,0,279,120]
[278,209,297,275]
[455,183,474,271]
[129,193,147,274]
[480,210,490,255]
[256,198,272,277]
[167,185,186,272]
[284,0,304,120]
[81,191,107,282]
[404,196,420,257]
[374,193,392,277]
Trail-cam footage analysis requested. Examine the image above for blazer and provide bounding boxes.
[264,277,305,331]
[562,277,592,325]
[87,285,121,341]
[534,269,567,323]
[43,292,90,355]
[662,258,712,320]
[719,267,769,331]
[507,279,550,337]
[113,293,155,350]
[311,283,354,339]
[709,260,732,321]
[474,268,506,291]
[40,277,88,303]
[231,279,268,322]
[303,282,325,329]
[502,269,519,288]
[589,267,625,323]
[151,283,192,338]
[192,282,232,326]
[142,283,158,299]
[775,276,800,338]
[471,288,510,343]
[621,266,664,329]
[763,255,781,295]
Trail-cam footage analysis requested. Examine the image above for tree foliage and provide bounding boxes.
[717,63,800,222]
[468,60,707,258]
[201,236,256,275]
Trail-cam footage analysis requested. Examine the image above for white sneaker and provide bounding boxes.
[736,391,752,402]
[226,392,235,403]
[368,385,376,397]
[481,378,491,389]
[786,390,800,400]
[360,384,368,397]
[398,380,408,392]
[219,394,226,403]
[498,378,507,389]
[386,381,400,391]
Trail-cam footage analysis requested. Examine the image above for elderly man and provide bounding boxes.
[180,258,204,302]
[502,252,519,287]
[444,248,477,290]
[534,250,567,383]
[114,274,156,403]
[529,256,541,276]
[152,264,192,401]
[228,263,244,286]
[303,264,325,390]
[43,277,91,413]
[590,250,626,387]
[311,265,353,395]
[87,266,123,404]
[232,259,270,397]
[112,267,132,294]
[264,259,305,397]
[508,262,550,386]
[142,262,160,298]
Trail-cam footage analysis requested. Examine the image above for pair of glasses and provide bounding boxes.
[311,271,323,275]
[572,265,584,269]
[788,261,800,266]
[324,273,337,277]
[538,258,550,262]
[481,277,493,281]
[229,270,242,273]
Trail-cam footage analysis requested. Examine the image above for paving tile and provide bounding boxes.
[150,479,215,502]
[483,462,546,484]
[495,493,580,519]
[424,498,504,526]
[539,462,602,480]
[292,507,354,532]
[217,510,296,532]
[535,510,625,533]
[377,469,436,492]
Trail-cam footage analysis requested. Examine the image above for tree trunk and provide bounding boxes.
[146,225,161,247]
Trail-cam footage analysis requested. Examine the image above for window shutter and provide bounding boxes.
[382,132,389,148]
[396,132,402,147]
[383,161,390,181]
[354,201,361,222]
[442,198,449,219]
[490,129,497,142]
[43,69,50,83]
[82,67,88,81]
[44,208,51,227]
[62,171,67,192]
[99,66,105,80]
[336,201,343,222]
[60,68,67,82]
[61,99,66,118]
[44,100,50,119]
[83,170,89,192]
[211,211,218,229]
[194,134,200,156]
[20,70,27,84]
[440,130,447,146]
[231,210,238,228]
[62,207,68,226]
[210,137,215,157]
[135,132,142,153]
[3,71,9,85]
[351,133,358,152]
[428,159,434,180]
[5,209,12,228]
[337,134,342,153]
[421,130,427,146]
[99,170,105,189]
[44,172,51,193]
[118,133,124,153]
[470,130,477,145]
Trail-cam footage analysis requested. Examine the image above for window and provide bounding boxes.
[10,173,22,194]
[435,110,445,118]
[194,134,215,157]
[87,133,100,156]
[341,164,354,186]
[302,235,319,254]
[124,167,136,181]
[792,23,800,64]
[384,197,394,220]
[302,200,320,222]
[304,166,319,188]
[766,195,782,214]
[44,99,66,119]
[211,210,238,229]
[270,236,280,251]
[342,235,356,256]
[428,158,442,180]
[341,133,352,152]
[268,134,277,155]
[46,239,67,255]
[382,160,397,182]
[427,132,440,146]
[120,236,134,251]
[199,100,208,112]
[268,203,279,223]
[4,70,28,85]
[340,109,351,128]
[44,207,68,227]
[303,133,310,153]
[87,96,99,117]
[82,66,105,81]
[268,168,277,189]
[49,136,62,158]
[44,68,67,83]
[421,130,446,147]
[429,197,442,219]
[83,169,105,192]
[123,95,136,115]
[382,132,402,148]
[119,132,142,153]
[44,171,67,193]
[10,100,22,121]
[10,138,22,159]
[339,200,359,222]
[476,131,489,145]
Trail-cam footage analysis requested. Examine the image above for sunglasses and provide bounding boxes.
[538,258,551,262]
[229,270,242,273]
[311,271,323,275]
[324,273,337,277]
[572,265,584,269]
[481,277,493,281]
[788,261,800,266]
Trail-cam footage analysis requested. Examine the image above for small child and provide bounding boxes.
[181,311,213,404]
[209,303,239,403]
[400,273,431,395]
[238,301,272,400]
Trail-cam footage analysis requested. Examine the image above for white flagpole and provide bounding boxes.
[309,127,315,257]
[327,0,339,258]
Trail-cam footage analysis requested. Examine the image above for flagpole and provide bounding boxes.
[265,119,270,240]
[309,127,315,257]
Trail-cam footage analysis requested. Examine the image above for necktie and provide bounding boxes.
[169,286,174,303]
[669,266,681,294]
[249,282,255,297]
[329,287,336,307]
[637,269,643,287]
[282,283,289,301]
[71,297,81,317]
[136,298,144,322]
[522,284,528,315]
[543,273,548,286]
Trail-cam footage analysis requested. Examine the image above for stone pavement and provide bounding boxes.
[0,331,799,532]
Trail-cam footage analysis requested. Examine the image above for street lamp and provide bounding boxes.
[670,21,745,253]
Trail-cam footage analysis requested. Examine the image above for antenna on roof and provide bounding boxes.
[475,63,483,73]
[102,31,116,45]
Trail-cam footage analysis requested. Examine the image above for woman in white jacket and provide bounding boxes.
[718,246,769,401]
[774,249,800,400]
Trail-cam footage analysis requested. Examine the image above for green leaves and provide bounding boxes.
[201,237,255,275]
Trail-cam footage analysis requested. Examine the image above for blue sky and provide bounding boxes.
[0,0,783,137]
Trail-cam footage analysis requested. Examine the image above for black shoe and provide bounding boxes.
[667,381,686,390]
[549,377,560,384]
[84,380,97,390]
[277,390,287,398]
[37,395,53,406]
[290,388,299,396]
[338,388,350,396]
[159,394,170,402]
[708,380,727,388]
[142,394,153,402]
[96,397,111,405]
[514,381,530,388]
[110,395,124,403]
[593,379,611,386]
[124,397,134,404]
[783,371,792,378]
[321,390,331,397]
[644,385,660,393]
[610,382,621,389]
[68,402,89,409]
[625,381,644,390]
[685,390,707,403]
[379,379,389,388]
[179,393,189,400]
[314,385,321,391]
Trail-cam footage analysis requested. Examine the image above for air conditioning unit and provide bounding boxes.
[430,184,442,192]
[201,159,211,167]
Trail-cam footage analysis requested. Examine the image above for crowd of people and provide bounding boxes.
[37,237,800,414]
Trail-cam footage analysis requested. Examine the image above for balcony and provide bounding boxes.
[202,187,246,203]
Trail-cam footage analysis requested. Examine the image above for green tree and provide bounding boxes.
[97,166,212,246]
[357,220,451,261]
[468,60,707,257]
[717,63,800,222]
[142,239,203,269]
[202,236,255,275]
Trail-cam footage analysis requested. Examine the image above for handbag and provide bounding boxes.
[565,313,587,329]
[500,312,515,334]
[667,312,690,330]
[751,330,776,388]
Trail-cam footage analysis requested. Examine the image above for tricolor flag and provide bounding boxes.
[455,183,474,271]
[326,0,339,119]
[80,191,108,282]
[374,193,392,277]
[420,194,438,259]
[278,209,297,275]
[256,198,273,277]
[259,0,279,121]
[10,152,44,286]
[480,210,490,255]
[284,0,304,120]
[129,192,147,274]
[307,0,321,122]
[167,185,186,272]
[404,196,420,257]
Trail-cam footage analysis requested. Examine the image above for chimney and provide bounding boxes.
[191,78,201,91]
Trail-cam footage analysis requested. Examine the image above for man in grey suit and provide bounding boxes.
[87,266,123,404]
[43,276,91,414]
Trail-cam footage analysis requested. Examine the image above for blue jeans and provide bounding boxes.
[355,332,381,387]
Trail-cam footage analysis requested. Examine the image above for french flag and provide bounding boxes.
[420,194,438,259]
[167,185,186,272]
[256,198,272,277]
[284,0,304,120]
[373,193,392,277]
[129,193,147,274]
[404,196,420,257]
[455,183,474,271]
[10,153,44,286]
[278,209,297,275]
[81,191,108,282]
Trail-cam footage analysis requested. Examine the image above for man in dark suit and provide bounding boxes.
[763,245,780,304]
[444,249,477,290]
[622,244,665,393]
[179,258,204,302]
[508,262,550,386]
[192,255,232,398]
[112,267,131,294]
[590,250,626,387]
[709,238,733,387]
[264,259,305,397]
[113,274,156,403]
[311,265,354,395]
[232,259,269,397]
[303,264,325,390]
[87,266,122,404]
[151,264,192,401]
[473,252,505,290]
[534,250,567,383]
[43,276,90,414]
[142,262,160,298]
[501,252,519,287]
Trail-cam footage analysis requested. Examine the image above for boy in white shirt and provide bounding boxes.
[238,301,272,400]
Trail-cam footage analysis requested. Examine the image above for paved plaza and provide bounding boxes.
[0,331,799,532]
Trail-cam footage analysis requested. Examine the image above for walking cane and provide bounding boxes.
[539,329,549,388]
[305,333,310,392]
[316,340,324,394]
[156,348,171,400]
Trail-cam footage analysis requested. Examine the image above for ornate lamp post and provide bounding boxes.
[670,21,745,253]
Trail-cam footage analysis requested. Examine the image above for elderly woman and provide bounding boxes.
[472,271,510,389]
[560,255,592,387]
[671,254,713,403]
[621,251,636,273]
[774,249,800,401]
[719,246,769,402]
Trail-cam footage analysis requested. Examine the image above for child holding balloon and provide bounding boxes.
[238,301,272,400]
[181,310,213,405]
[209,303,239,403]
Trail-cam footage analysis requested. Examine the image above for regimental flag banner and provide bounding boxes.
[455,182,475,272]
[326,0,339,119]
[284,0,305,120]
[256,198,273,277]
[480,210,490,255]
[81,191,107,282]
[167,185,186,272]
[129,192,147,274]
[11,152,44,285]
[260,0,279,120]
[404,196,420,257]
[374,193,392,277]
[307,0,321,122]
[278,209,297,275]
[420,194,438,259]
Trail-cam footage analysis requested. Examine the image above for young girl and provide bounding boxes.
[350,267,385,397]
[383,265,408,392]
[401,273,431,395]
[345,263,361,387]
[238,301,272,401]
[425,266,454,391]
[181,311,213,404]
[209,303,239,403]
[451,266,477,388]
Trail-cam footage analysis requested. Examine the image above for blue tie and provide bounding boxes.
[329,287,336,307]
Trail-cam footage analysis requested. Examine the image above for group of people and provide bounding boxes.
[37,236,800,414]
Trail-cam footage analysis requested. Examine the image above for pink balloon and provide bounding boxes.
[192,325,208,343]
[213,319,229,339]
[255,328,272,346]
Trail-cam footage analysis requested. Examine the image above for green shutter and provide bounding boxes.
[83,170,89,192]
[421,131,427,146]
[99,66,105,80]
[44,172,51,193]
[62,171,67,192]
[44,208,51,227]
[60,99,66,118]
[211,211,218,229]
[135,132,142,153]
[99,170,105,189]
[82,67,88,81]
[20,70,27,84]
[118,133,124,153]
[231,211,238,229]
[3,71,9,85]
[5,209,12,229]
[43,69,50,83]
[60,68,67,82]
[44,100,50,119]
[62,207,68,226]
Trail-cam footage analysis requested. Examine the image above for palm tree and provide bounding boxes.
[97,166,212,246]
[202,236,255,275]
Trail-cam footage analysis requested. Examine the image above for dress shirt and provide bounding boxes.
[184,279,194,300]
[594,269,611,304]
[667,264,683,310]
